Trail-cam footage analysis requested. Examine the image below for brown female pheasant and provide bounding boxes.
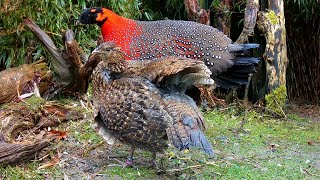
[90,42,214,167]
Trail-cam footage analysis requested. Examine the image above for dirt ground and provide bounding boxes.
[287,104,320,121]
[1,102,319,179]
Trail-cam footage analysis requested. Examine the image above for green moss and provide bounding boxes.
[23,95,46,111]
[0,161,62,180]
[266,10,278,25]
[69,119,103,144]
[265,85,287,117]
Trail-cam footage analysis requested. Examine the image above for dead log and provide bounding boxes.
[23,19,71,85]
[0,60,51,104]
[0,138,52,165]
[23,18,92,94]
[0,98,82,143]
[0,19,95,166]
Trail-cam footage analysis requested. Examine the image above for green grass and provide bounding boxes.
[100,167,158,179]
[1,105,320,179]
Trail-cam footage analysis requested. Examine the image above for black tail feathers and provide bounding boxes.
[215,43,260,89]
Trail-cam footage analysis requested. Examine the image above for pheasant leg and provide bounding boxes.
[125,146,135,167]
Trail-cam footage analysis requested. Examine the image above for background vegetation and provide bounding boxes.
[285,0,320,104]
[0,0,185,70]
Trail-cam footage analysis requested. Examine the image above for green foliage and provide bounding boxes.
[141,0,186,20]
[106,0,152,20]
[265,85,287,117]
[0,0,101,68]
[210,0,246,16]
[0,0,160,69]
[286,0,320,22]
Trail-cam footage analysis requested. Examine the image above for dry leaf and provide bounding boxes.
[38,156,60,169]
[49,130,68,140]
[35,130,46,140]
[307,140,315,145]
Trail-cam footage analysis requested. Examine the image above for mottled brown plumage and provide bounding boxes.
[91,42,214,166]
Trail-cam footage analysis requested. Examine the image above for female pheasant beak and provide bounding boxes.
[91,42,122,54]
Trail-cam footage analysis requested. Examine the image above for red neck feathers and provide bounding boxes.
[99,8,140,59]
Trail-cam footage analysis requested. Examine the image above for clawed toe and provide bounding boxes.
[125,158,133,167]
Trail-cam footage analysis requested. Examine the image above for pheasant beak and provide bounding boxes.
[75,19,82,25]
[92,48,100,54]
[114,47,121,51]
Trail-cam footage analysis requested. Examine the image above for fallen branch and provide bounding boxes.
[0,138,53,165]
[23,19,70,84]
[23,18,94,94]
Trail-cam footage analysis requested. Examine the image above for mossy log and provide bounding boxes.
[257,1,288,94]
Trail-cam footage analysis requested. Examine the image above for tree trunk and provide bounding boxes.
[236,0,259,44]
[257,0,288,93]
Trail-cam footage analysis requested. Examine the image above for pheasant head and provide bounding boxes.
[89,42,128,74]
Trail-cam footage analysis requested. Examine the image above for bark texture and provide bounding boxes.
[184,0,210,25]
[257,1,288,92]
[236,0,259,44]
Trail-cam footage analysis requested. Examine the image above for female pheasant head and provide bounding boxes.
[89,42,127,74]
